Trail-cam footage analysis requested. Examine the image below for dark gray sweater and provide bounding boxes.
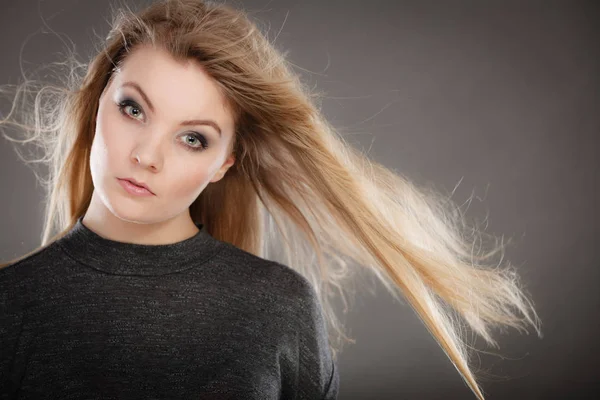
[0,217,339,399]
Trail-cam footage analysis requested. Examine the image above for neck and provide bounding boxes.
[83,192,200,246]
[56,215,222,276]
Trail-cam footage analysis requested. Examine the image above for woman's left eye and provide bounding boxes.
[182,133,209,152]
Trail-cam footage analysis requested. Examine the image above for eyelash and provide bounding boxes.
[116,98,209,152]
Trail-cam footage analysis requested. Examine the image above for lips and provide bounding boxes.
[118,178,155,195]
[128,180,147,190]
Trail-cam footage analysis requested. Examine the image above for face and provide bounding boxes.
[89,44,235,225]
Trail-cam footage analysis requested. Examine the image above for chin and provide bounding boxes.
[105,198,153,224]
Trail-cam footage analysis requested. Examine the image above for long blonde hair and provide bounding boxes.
[0,0,542,398]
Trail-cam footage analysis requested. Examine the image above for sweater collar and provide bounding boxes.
[57,216,223,276]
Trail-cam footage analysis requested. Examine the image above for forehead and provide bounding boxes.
[110,45,234,131]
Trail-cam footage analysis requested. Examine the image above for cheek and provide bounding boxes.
[89,119,109,178]
[165,165,213,200]
[90,106,130,177]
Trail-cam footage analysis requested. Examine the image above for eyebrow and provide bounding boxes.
[120,81,222,137]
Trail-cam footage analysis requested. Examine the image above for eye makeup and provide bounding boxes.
[115,97,210,152]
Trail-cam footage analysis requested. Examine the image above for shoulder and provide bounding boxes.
[0,241,67,313]
[0,240,66,287]
[211,240,316,304]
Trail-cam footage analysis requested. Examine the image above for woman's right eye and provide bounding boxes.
[117,99,144,121]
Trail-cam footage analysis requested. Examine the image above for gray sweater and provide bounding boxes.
[0,217,339,399]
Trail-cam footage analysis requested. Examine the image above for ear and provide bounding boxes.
[209,153,235,183]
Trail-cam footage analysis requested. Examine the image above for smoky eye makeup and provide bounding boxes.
[181,132,209,151]
[117,97,144,120]
[114,96,210,152]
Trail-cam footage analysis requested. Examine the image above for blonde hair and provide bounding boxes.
[0,0,542,398]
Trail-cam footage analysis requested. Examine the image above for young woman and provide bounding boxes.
[0,0,542,398]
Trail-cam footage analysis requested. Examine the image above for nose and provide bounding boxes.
[131,124,170,171]
[132,150,161,171]
[131,140,163,172]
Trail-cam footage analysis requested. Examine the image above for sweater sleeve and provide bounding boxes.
[0,267,24,398]
[296,279,340,399]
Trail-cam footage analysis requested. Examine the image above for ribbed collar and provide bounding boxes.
[56,216,223,276]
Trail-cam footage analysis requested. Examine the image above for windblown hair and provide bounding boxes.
[0,0,542,398]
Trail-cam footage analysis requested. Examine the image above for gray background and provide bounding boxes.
[1,0,598,398]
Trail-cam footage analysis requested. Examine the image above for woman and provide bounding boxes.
[0,0,542,398]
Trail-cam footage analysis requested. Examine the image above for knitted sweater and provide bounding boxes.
[0,217,338,399]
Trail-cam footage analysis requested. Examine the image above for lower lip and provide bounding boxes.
[118,179,154,196]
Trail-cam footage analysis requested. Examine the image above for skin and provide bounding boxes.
[82,44,236,245]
